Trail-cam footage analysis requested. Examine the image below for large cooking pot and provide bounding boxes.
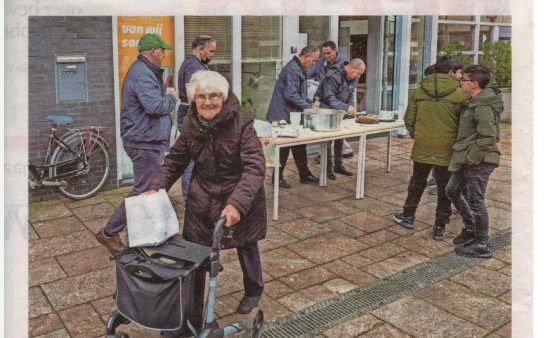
[303,108,346,132]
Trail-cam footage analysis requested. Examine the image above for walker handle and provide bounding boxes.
[212,216,227,251]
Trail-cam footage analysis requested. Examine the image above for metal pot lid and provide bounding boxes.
[303,108,345,115]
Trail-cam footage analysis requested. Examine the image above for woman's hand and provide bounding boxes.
[140,190,157,196]
[221,204,241,227]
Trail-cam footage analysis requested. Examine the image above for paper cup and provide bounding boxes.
[290,112,301,126]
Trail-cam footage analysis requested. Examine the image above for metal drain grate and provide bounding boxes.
[262,229,511,338]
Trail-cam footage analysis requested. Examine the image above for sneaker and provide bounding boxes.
[272,176,292,189]
[95,228,126,254]
[299,174,318,184]
[432,225,446,241]
[392,213,415,229]
[453,229,476,245]
[455,240,492,259]
[236,295,261,314]
[334,165,353,176]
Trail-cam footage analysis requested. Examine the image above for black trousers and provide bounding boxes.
[327,139,344,170]
[403,161,452,226]
[445,163,496,242]
[278,145,311,179]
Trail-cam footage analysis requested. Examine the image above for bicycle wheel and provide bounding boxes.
[50,132,110,200]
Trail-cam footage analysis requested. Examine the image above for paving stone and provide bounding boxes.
[29,224,41,241]
[340,252,374,269]
[359,242,406,262]
[58,303,105,338]
[364,251,429,278]
[34,328,71,338]
[346,196,399,217]
[295,185,354,203]
[280,266,336,290]
[29,312,64,337]
[322,277,358,294]
[323,201,362,215]
[263,280,294,299]
[41,267,115,311]
[29,231,99,261]
[295,204,348,223]
[102,318,153,338]
[322,314,382,338]
[415,279,511,330]
[323,219,367,238]
[29,258,67,287]
[64,195,108,209]
[393,234,453,258]
[278,292,316,312]
[278,193,318,210]
[260,247,315,278]
[257,294,292,322]
[299,284,340,302]
[499,265,512,276]
[102,192,126,208]
[267,206,302,226]
[323,260,378,286]
[216,259,245,296]
[215,294,241,317]
[91,296,115,315]
[56,246,112,276]
[357,323,413,338]
[287,232,367,264]
[499,290,512,304]
[32,216,86,239]
[273,217,331,240]
[357,229,401,248]
[494,250,511,265]
[81,217,109,233]
[258,226,298,252]
[339,211,390,233]
[29,287,52,318]
[220,248,239,263]
[371,296,488,337]
[450,266,511,297]
[495,322,511,337]
[480,258,506,271]
[71,202,115,222]
[29,203,73,224]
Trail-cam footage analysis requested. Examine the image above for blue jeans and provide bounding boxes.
[180,160,194,202]
[445,163,496,242]
[104,146,164,236]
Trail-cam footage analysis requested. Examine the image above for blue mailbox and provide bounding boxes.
[55,54,88,103]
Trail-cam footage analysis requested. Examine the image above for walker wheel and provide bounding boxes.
[251,309,264,338]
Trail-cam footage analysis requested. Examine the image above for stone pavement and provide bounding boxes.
[28,124,512,338]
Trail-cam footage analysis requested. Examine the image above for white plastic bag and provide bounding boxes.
[125,189,179,247]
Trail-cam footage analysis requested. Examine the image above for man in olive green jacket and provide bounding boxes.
[445,65,502,258]
[393,56,469,241]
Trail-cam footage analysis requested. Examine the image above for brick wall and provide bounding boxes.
[29,16,118,201]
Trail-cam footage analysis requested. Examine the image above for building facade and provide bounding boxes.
[28,15,511,200]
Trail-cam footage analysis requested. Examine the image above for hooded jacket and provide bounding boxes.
[315,62,358,111]
[404,74,469,166]
[120,55,177,152]
[150,92,267,248]
[448,87,503,171]
[266,56,310,123]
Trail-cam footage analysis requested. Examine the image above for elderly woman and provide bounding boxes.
[147,71,267,326]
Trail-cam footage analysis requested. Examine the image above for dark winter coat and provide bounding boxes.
[176,54,209,129]
[404,74,469,166]
[448,87,503,172]
[120,55,177,152]
[308,53,346,82]
[150,92,267,248]
[266,56,310,123]
[315,63,358,111]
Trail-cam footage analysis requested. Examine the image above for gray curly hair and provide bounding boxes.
[187,71,229,102]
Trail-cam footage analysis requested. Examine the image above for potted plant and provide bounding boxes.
[438,38,473,69]
[480,41,512,123]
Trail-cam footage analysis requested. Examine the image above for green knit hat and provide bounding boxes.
[138,33,172,51]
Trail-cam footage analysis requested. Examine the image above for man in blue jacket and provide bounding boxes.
[176,35,216,202]
[316,59,366,179]
[266,45,320,189]
[96,33,177,254]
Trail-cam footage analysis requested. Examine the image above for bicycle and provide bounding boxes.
[28,114,111,200]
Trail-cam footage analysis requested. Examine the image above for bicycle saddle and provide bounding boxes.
[47,115,74,125]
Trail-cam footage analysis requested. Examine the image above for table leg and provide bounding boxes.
[386,131,392,173]
[319,141,327,187]
[356,134,366,199]
[273,146,280,221]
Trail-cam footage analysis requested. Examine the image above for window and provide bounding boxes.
[409,16,426,91]
[439,16,474,21]
[438,24,475,51]
[299,16,330,47]
[480,16,512,23]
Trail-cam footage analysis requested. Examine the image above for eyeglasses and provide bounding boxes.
[195,93,222,103]
[459,77,475,84]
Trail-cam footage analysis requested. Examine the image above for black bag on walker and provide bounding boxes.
[114,249,200,331]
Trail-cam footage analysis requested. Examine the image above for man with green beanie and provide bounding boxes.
[446,65,502,258]
[96,33,177,253]
[392,55,469,241]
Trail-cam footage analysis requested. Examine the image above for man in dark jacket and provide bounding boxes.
[316,59,366,179]
[96,34,177,253]
[392,56,469,241]
[176,35,216,202]
[146,71,267,324]
[446,65,502,258]
[266,45,320,188]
